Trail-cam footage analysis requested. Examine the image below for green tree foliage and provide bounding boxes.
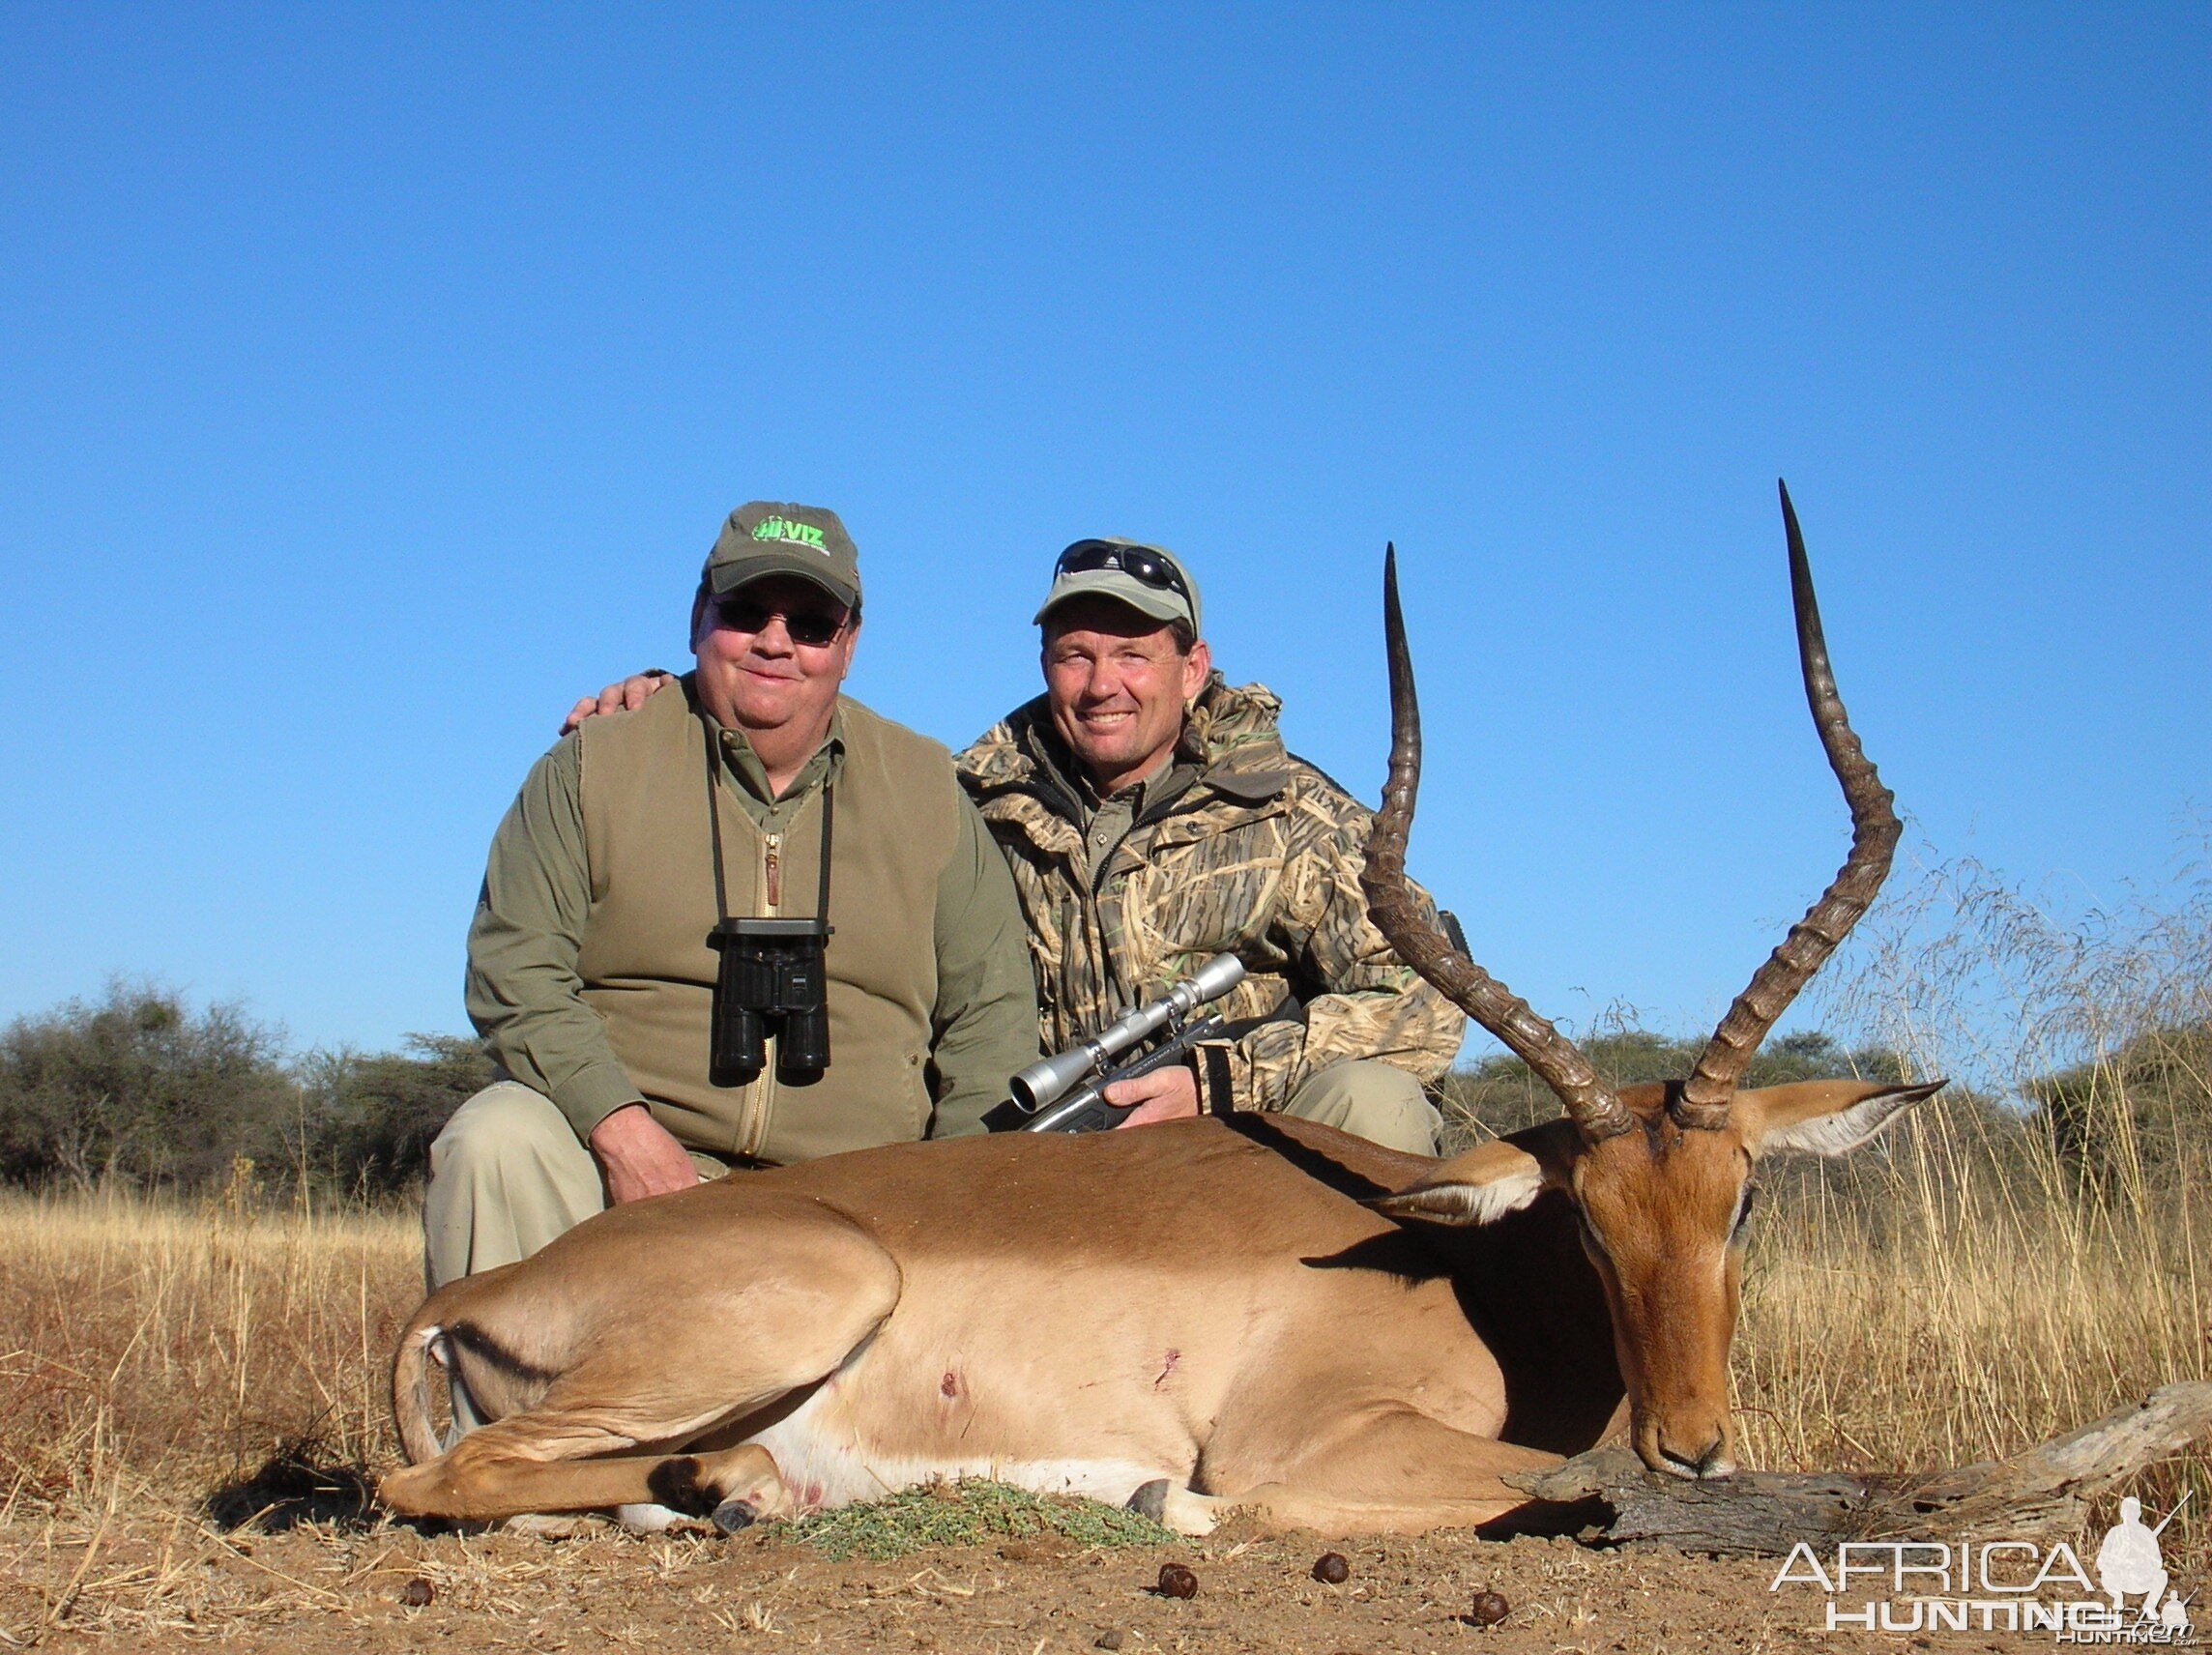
[1436,1028,1909,1149]
[0,980,296,1189]
[2028,1020,2211,1198]
[292,1033,497,1196]
[0,984,490,1197]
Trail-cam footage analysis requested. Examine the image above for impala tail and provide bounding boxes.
[393,1313,450,1466]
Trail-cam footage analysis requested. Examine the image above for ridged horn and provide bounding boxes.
[1674,481,1902,1128]
[1362,543,1636,1144]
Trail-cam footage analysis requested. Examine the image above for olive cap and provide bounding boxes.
[705,502,861,610]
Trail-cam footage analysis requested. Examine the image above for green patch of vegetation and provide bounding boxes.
[2029,1018,2211,1196]
[770,1479,1174,1561]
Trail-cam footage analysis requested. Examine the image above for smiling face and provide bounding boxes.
[1041,596,1211,796]
[690,573,859,743]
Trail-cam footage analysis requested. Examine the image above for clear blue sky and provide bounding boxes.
[2,5,2204,1061]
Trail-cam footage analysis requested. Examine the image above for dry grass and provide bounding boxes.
[0,1174,419,1641]
[1732,840,2212,1570]
[3,844,2206,1639]
[1732,1089,2211,1569]
[3,1132,2204,1640]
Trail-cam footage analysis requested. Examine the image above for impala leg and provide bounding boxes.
[1141,1479,1531,1538]
[384,1423,790,1525]
[1136,1408,1558,1538]
[382,1208,903,1526]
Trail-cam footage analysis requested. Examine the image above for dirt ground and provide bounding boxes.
[4,1506,2061,1653]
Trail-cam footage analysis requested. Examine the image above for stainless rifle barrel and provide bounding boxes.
[1006,953,1245,1112]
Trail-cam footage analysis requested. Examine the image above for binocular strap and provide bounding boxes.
[703,718,835,926]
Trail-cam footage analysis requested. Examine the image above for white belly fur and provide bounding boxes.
[743,1338,1170,1516]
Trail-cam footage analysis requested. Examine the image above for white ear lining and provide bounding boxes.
[1759,1088,1923,1159]
[1377,1164,1548,1227]
[1457,1166,1549,1224]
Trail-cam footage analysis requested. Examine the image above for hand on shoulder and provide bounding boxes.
[560,670,677,737]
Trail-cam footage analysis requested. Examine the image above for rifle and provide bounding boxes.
[992,954,1246,1134]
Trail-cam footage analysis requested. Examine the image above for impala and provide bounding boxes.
[380,482,1939,1537]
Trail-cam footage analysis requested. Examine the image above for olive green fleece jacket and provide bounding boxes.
[465,682,1039,1159]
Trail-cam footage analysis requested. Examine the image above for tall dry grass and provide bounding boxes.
[1732,1089,2208,1518]
[0,1168,417,1524]
[0,1173,423,1638]
[1735,841,2211,1565]
[0,842,2205,1632]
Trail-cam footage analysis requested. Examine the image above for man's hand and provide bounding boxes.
[1106,1062,1202,1128]
[587,1103,701,1204]
[560,670,676,737]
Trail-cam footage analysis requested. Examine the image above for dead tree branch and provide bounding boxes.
[1498,1381,2212,1556]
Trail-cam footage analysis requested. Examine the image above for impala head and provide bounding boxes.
[1361,482,1944,1481]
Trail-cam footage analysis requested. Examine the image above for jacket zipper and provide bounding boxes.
[739,830,784,1160]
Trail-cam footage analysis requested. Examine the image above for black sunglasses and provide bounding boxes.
[1053,539,1191,604]
[712,595,850,648]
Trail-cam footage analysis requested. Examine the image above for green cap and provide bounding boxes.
[1033,537,1202,635]
[705,502,862,610]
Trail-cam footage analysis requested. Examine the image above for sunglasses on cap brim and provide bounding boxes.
[1053,540,1192,606]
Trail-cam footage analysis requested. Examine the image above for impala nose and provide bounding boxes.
[1658,1434,1735,1480]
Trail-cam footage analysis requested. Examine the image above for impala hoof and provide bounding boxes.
[615,1502,687,1534]
[713,1496,760,1534]
[1126,1480,1171,1523]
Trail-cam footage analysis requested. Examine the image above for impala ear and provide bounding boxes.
[1368,1122,1578,1228]
[1740,1079,1946,1159]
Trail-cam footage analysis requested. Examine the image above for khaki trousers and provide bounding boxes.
[421,1082,729,1294]
[1276,1059,1441,1155]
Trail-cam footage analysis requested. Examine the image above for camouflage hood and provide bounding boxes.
[956,676,1464,1112]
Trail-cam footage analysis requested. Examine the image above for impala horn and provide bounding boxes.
[1361,543,1637,1144]
[1669,481,1903,1127]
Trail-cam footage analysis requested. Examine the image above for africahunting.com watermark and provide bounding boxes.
[1769,1496,2196,1642]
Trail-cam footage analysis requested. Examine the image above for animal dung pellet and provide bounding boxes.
[398,1577,435,1608]
[1156,1562,1199,1598]
[1469,1588,1509,1625]
[1311,1551,1351,1582]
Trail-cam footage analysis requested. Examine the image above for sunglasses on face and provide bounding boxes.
[712,595,850,648]
[1053,540,1192,605]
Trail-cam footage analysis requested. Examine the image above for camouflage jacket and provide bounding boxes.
[955,676,1466,1113]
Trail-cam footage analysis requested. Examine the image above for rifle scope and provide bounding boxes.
[1008,953,1245,1113]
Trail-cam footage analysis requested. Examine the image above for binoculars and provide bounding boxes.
[709,916,833,1084]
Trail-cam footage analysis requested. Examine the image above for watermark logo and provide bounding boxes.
[1769,1494,2195,1642]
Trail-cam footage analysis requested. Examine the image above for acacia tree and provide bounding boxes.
[292,1032,495,1196]
[0,981,297,1189]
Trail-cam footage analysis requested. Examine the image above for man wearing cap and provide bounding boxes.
[953,539,1464,1148]
[424,502,1039,1294]
[575,536,1463,1148]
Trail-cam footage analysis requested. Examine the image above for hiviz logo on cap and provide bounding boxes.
[706,501,862,609]
[749,515,830,553]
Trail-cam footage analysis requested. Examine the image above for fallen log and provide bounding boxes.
[1496,1380,2212,1557]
